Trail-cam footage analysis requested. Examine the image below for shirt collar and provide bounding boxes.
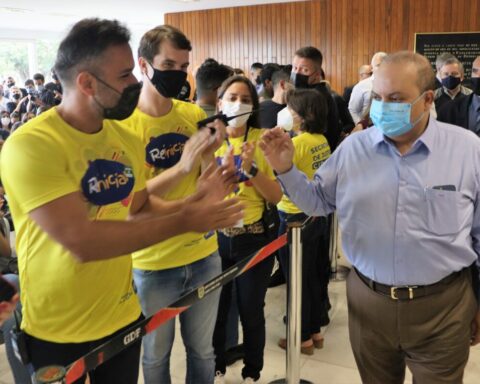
[370,115,436,154]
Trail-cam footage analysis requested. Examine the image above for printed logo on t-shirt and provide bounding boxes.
[81,159,135,206]
[145,133,189,169]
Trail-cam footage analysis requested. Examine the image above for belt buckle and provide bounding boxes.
[390,286,415,300]
[390,286,399,300]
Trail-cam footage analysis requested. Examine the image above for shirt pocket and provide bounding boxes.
[424,188,462,235]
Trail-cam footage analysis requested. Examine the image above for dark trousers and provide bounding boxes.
[213,231,273,381]
[278,212,330,341]
[26,316,142,384]
[347,268,477,384]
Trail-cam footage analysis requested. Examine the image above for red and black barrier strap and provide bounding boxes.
[35,233,288,384]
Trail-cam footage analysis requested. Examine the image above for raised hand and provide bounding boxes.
[185,188,244,232]
[197,162,238,201]
[259,127,295,174]
[177,129,211,174]
[201,118,228,160]
[241,140,256,172]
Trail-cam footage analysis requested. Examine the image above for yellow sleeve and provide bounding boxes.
[1,133,77,213]
[130,133,147,193]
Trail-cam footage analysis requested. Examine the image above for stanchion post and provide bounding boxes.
[270,222,313,384]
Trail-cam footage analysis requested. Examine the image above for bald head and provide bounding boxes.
[358,64,373,80]
[371,52,388,73]
[379,51,435,93]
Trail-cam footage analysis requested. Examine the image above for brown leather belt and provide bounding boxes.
[355,268,463,300]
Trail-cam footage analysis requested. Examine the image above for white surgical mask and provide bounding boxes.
[277,107,294,131]
[1,117,10,126]
[221,101,253,128]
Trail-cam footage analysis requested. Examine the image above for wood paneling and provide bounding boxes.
[165,0,480,93]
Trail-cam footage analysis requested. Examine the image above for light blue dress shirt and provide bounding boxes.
[277,117,480,286]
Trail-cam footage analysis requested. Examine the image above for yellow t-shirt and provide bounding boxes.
[277,132,331,214]
[215,128,275,225]
[0,108,145,343]
[124,100,217,270]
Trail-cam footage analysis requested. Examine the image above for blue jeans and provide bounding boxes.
[133,252,221,384]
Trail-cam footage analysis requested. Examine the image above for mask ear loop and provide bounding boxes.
[410,91,428,128]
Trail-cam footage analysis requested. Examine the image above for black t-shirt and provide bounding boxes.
[311,82,341,150]
[258,100,286,128]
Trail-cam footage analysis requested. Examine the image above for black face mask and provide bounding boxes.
[290,72,310,89]
[470,77,480,96]
[12,93,21,100]
[147,64,187,98]
[92,74,142,120]
[7,82,14,88]
[441,75,461,90]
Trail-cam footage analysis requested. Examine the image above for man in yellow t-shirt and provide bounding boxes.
[0,19,242,383]
[122,25,226,384]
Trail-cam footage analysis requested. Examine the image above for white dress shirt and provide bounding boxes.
[348,76,373,124]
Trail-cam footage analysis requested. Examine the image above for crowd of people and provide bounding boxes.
[0,16,479,384]
[0,72,62,148]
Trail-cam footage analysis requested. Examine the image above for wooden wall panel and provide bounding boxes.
[165,0,480,93]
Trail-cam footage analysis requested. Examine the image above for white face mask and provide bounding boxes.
[277,107,295,131]
[1,117,10,126]
[221,101,253,128]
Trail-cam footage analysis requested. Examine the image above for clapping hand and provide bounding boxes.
[259,127,295,174]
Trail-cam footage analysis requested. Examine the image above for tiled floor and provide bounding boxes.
[1,276,480,383]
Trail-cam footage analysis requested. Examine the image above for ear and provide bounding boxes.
[138,57,150,77]
[424,90,435,110]
[76,72,96,97]
[217,99,223,112]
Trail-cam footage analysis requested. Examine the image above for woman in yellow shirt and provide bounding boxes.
[213,76,282,383]
[276,88,332,354]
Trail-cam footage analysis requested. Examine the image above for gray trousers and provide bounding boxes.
[347,268,477,384]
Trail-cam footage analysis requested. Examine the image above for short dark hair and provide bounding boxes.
[54,18,131,85]
[271,68,291,89]
[138,25,192,63]
[33,73,45,82]
[233,68,245,75]
[40,89,56,107]
[250,62,263,70]
[218,75,260,128]
[286,88,327,134]
[24,79,34,87]
[195,60,233,97]
[294,46,323,70]
[259,63,281,85]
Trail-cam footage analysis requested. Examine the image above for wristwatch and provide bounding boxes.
[243,162,258,179]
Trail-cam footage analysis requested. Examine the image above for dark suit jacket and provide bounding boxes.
[343,85,354,105]
[437,94,475,133]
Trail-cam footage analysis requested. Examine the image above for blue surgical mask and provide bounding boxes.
[370,92,427,137]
